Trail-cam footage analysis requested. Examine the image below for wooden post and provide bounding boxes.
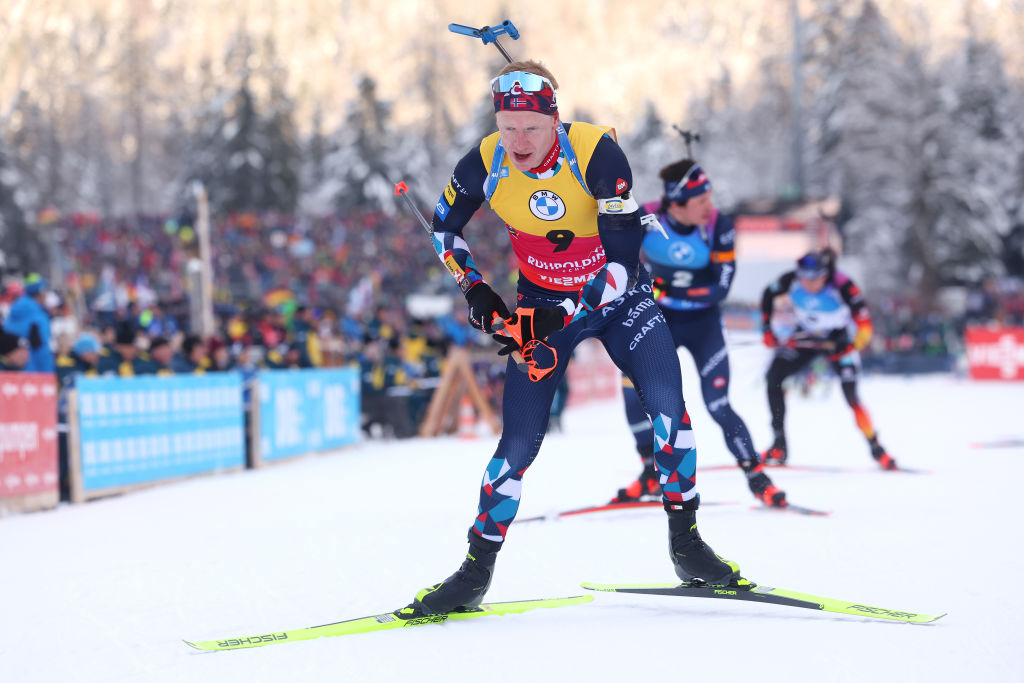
[249,377,262,468]
[67,389,85,504]
[417,347,500,437]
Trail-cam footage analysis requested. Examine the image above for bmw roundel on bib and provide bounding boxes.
[530,190,566,221]
[669,241,696,265]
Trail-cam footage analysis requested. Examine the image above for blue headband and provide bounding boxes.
[664,165,711,203]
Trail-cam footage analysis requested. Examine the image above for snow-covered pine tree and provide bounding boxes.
[802,1,930,293]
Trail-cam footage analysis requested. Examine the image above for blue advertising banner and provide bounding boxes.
[257,367,360,462]
[76,374,245,493]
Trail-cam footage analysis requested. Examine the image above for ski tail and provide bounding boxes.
[515,499,737,524]
[753,502,832,516]
[581,582,944,624]
[185,595,593,651]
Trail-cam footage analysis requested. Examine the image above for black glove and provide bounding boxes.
[492,334,520,357]
[465,283,510,333]
[827,328,850,349]
[497,306,565,348]
[827,327,854,359]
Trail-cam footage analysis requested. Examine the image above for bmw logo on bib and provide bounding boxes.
[530,191,566,221]
[669,242,695,265]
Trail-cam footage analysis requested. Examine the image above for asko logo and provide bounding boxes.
[965,327,1024,380]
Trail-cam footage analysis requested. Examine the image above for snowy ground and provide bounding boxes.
[3,343,1023,683]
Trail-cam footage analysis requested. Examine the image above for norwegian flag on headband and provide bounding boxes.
[493,85,558,114]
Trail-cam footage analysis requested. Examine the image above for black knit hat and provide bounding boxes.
[115,321,137,346]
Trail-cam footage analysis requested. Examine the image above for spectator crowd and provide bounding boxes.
[3,209,1022,441]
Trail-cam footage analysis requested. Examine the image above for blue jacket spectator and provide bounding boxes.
[3,274,55,372]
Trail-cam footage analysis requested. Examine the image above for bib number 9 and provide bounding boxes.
[546,230,575,253]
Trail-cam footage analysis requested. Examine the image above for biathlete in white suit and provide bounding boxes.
[759,249,898,470]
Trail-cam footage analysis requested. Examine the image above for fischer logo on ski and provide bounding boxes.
[185,595,593,651]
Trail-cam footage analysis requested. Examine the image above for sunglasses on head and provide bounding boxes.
[490,71,554,95]
[797,268,827,280]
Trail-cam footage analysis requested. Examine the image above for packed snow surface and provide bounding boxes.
[3,345,1022,682]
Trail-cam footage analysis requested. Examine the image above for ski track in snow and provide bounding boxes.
[2,344,1023,682]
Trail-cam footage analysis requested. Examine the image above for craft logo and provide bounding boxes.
[529,191,566,221]
[615,178,628,193]
[450,175,468,195]
[629,316,664,350]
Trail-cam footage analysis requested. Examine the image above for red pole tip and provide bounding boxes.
[394,181,408,195]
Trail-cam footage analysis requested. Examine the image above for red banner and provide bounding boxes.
[965,327,1024,381]
[0,372,58,498]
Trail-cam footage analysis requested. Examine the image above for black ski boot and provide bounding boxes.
[761,431,788,466]
[612,448,662,503]
[666,497,741,585]
[869,436,897,470]
[403,535,501,617]
[741,458,787,507]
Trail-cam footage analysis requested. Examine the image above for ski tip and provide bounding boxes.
[919,612,947,623]
[183,640,204,651]
[580,582,615,592]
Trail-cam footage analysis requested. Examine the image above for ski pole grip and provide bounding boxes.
[448,20,519,44]
[490,315,528,373]
[448,23,480,37]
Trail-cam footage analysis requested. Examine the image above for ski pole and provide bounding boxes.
[393,181,527,372]
[448,20,519,63]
